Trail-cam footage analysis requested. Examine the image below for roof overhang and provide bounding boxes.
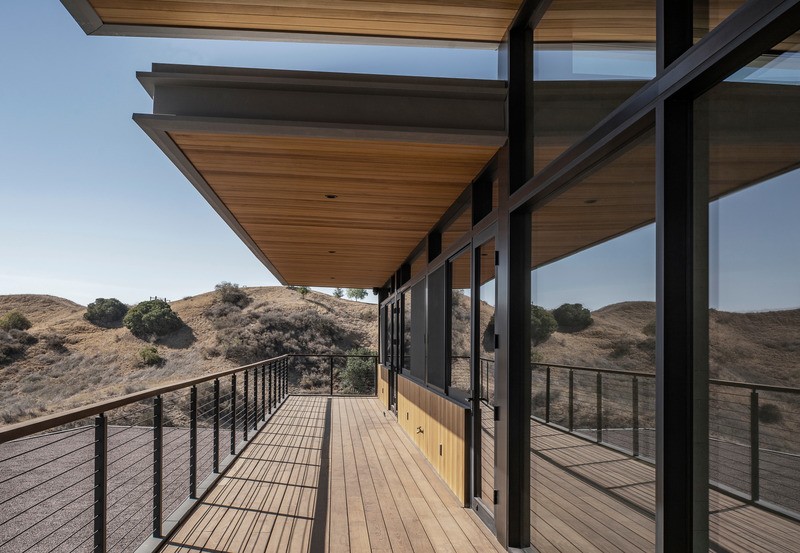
[61,0,524,48]
[135,65,506,287]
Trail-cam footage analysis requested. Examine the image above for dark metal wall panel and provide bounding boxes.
[427,266,447,390]
[411,280,427,382]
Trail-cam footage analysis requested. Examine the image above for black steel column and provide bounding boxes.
[94,414,107,553]
[253,367,258,430]
[190,385,197,499]
[153,395,163,538]
[655,0,709,544]
[493,18,533,549]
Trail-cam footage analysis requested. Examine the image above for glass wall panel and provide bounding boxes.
[402,290,411,373]
[530,130,656,550]
[427,266,446,390]
[696,31,800,549]
[410,250,426,278]
[449,248,471,400]
[477,238,496,516]
[410,280,427,381]
[533,0,656,173]
[694,1,747,41]
[442,206,471,253]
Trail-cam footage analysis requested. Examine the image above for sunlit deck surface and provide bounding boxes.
[530,424,800,553]
[162,396,503,553]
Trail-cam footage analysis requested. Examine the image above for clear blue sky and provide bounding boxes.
[1,3,797,313]
[0,3,496,306]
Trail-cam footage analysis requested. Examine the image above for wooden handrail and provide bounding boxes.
[0,354,288,444]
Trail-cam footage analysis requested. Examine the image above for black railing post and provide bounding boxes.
[94,413,107,553]
[596,373,603,443]
[269,364,274,413]
[568,369,574,432]
[284,357,288,398]
[190,385,197,499]
[545,365,551,423]
[261,365,266,421]
[153,395,163,538]
[253,367,258,430]
[374,356,378,395]
[230,374,237,455]
[330,356,335,396]
[751,388,760,502]
[213,378,220,473]
[632,376,640,457]
[243,369,249,442]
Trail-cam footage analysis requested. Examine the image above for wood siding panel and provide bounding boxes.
[378,365,390,409]
[396,375,469,505]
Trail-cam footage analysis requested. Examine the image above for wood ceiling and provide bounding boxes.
[171,132,498,287]
[82,0,523,43]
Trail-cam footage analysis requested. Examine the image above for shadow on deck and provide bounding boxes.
[161,397,501,553]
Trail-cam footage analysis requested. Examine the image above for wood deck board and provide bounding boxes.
[161,397,501,553]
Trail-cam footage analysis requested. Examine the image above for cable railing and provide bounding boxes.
[0,355,290,553]
[286,353,378,397]
[531,362,800,520]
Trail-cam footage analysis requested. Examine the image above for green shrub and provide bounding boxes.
[40,331,66,351]
[297,286,310,299]
[333,288,344,299]
[341,348,376,394]
[0,311,32,332]
[531,305,558,345]
[123,299,184,339]
[214,282,251,308]
[139,346,163,366]
[346,288,368,301]
[84,298,128,327]
[552,303,593,332]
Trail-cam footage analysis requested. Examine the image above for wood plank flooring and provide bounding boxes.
[161,396,503,553]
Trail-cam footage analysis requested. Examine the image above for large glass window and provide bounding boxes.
[696,31,800,549]
[402,290,412,373]
[533,0,656,173]
[694,1,747,41]
[448,248,471,400]
[477,238,496,516]
[530,130,656,550]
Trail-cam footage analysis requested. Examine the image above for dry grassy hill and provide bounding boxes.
[0,287,377,425]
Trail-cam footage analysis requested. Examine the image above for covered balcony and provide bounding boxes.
[1,1,798,552]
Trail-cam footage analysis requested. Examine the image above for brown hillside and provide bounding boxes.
[0,287,377,425]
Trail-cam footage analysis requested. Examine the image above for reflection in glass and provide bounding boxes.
[477,238,496,516]
[530,130,656,550]
[697,33,800,549]
[533,0,656,173]
[441,206,471,253]
[448,248,471,398]
[694,1,746,41]
[410,251,426,278]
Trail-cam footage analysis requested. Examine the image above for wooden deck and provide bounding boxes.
[160,395,799,553]
[530,423,800,553]
[161,396,503,553]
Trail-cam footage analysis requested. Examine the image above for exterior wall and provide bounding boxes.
[378,364,390,409]
[397,375,469,505]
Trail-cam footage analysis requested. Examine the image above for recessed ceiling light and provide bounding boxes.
[585,199,598,204]
[325,194,338,199]
[328,250,336,254]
